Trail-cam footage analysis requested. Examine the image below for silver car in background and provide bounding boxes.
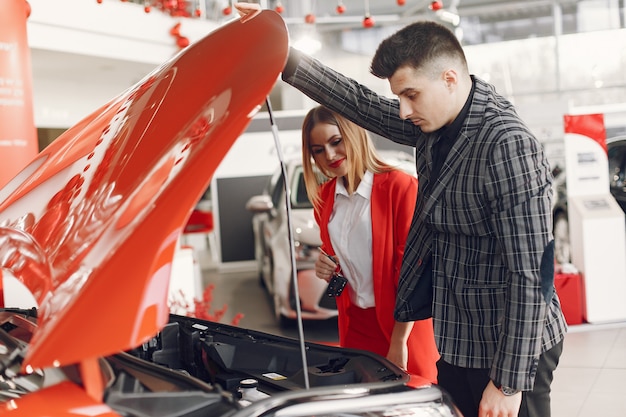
[246,158,334,326]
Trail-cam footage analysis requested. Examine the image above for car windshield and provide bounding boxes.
[291,165,327,209]
[292,166,312,209]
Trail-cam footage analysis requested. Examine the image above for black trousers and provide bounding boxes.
[437,340,564,417]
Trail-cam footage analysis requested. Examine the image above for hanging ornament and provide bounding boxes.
[274,1,284,14]
[96,0,103,3]
[118,0,203,19]
[178,0,188,16]
[221,0,232,15]
[176,36,190,48]
[362,0,374,28]
[169,21,189,50]
[362,14,375,28]
[304,13,316,24]
[170,22,181,37]
[429,1,443,11]
[397,0,406,5]
[336,1,346,14]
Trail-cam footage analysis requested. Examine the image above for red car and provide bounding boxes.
[0,10,459,417]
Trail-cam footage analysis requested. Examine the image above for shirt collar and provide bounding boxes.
[335,170,374,199]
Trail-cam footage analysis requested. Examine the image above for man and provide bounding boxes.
[236,5,567,417]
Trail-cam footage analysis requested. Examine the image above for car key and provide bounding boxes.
[319,248,348,297]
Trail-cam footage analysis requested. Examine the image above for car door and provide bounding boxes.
[258,168,286,292]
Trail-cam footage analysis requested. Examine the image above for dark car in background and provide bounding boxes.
[552,135,626,264]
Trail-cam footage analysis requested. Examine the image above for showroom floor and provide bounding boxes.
[195,251,626,417]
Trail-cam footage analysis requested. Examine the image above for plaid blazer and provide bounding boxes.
[282,49,567,391]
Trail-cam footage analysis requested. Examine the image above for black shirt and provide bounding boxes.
[430,79,476,181]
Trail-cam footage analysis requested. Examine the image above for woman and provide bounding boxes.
[301,105,439,383]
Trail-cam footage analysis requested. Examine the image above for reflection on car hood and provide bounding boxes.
[0,11,288,372]
[291,209,322,246]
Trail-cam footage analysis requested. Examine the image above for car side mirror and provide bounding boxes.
[246,195,273,213]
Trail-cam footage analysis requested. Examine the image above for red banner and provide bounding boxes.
[0,0,38,188]
[563,113,607,154]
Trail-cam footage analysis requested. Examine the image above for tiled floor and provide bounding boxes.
[199,257,626,417]
[551,322,626,417]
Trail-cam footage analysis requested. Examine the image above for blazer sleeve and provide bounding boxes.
[486,129,556,389]
[282,47,420,148]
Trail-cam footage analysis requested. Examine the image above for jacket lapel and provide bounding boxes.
[420,80,487,215]
[370,172,389,287]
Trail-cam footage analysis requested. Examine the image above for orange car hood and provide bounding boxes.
[0,11,287,371]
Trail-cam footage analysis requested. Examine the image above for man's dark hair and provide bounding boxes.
[370,20,467,79]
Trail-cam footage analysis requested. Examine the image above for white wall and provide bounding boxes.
[26,0,222,128]
[27,0,220,64]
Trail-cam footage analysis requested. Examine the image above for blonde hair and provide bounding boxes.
[301,106,394,209]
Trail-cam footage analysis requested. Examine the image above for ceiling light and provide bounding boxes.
[292,35,322,55]
[436,9,460,26]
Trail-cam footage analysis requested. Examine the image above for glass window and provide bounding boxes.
[292,166,313,209]
[558,29,626,91]
[465,37,558,95]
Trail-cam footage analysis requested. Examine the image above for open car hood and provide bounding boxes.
[0,11,288,371]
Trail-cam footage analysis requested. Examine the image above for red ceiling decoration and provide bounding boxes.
[429,1,443,11]
[362,0,374,28]
[98,1,454,49]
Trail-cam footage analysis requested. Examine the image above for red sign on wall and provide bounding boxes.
[0,0,38,188]
[563,113,607,154]
[562,113,609,198]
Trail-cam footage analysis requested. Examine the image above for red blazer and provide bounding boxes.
[315,170,439,382]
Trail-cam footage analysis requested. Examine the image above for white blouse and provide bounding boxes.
[328,170,375,308]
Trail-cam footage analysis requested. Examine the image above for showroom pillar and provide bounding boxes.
[564,113,626,323]
[0,0,38,188]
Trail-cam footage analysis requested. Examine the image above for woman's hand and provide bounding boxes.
[315,251,338,283]
[234,2,262,23]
